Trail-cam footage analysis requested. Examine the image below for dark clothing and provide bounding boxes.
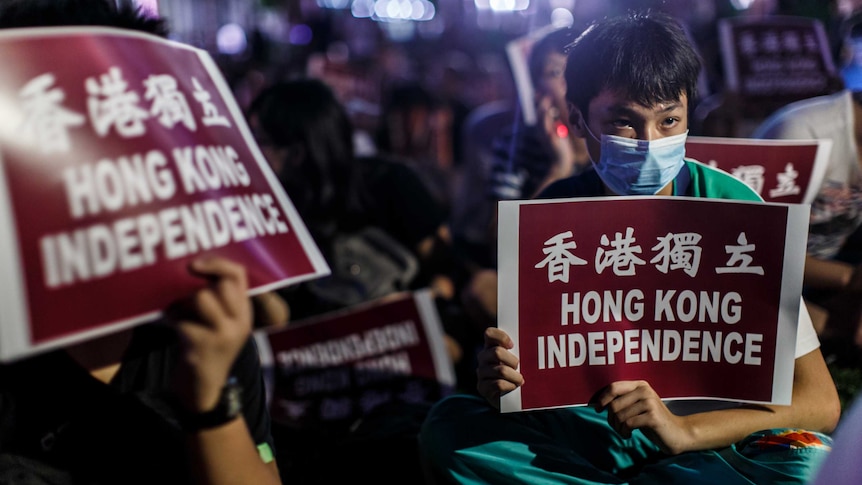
[450,104,517,271]
[357,156,446,252]
[535,165,606,199]
[280,156,447,322]
[272,156,459,485]
[487,124,558,202]
[0,324,273,485]
[450,112,556,271]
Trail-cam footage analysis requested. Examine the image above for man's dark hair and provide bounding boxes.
[565,11,701,120]
[0,0,167,36]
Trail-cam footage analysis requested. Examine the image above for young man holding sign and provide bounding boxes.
[420,12,840,485]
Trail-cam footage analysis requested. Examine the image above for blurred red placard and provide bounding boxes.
[255,290,455,428]
[686,136,830,204]
[719,15,836,117]
[0,27,329,361]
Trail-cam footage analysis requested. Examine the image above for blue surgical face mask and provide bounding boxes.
[585,126,688,195]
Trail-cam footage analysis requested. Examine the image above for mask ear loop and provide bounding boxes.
[570,107,600,144]
[582,120,602,144]
[574,115,603,168]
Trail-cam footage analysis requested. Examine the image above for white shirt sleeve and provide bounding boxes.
[796,296,820,358]
[667,296,821,416]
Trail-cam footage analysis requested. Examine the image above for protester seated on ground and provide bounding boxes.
[246,77,473,484]
[449,99,516,275]
[451,26,591,271]
[0,3,285,484]
[247,76,474,378]
[752,12,862,364]
[487,26,590,204]
[246,78,459,324]
[375,82,458,216]
[419,12,841,485]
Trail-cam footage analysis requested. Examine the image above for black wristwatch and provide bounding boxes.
[179,376,243,432]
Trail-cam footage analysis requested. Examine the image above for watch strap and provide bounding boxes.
[178,376,243,432]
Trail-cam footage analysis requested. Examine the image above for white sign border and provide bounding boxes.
[498,196,806,412]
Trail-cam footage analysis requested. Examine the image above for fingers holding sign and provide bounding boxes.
[592,380,694,455]
[476,327,525,409]
[172,256,253,413]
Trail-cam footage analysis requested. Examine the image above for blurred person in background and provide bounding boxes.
[375,82,458,216]
[752,10,862,365]
[247,76,480,483]
[247,78,459,324]
[487,26,591,204]
[449,26,591,347]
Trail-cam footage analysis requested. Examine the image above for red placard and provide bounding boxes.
[686,136,831,204]
[0,27,329,361]
[719,15,836,117]
[254,290,455,428]
[497,197,808,412]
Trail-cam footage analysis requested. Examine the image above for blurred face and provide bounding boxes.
[248,114,288,176]
[576,89,689,165]
[537,51,567,101]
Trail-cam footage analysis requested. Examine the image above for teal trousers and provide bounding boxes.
[419,394,832,484]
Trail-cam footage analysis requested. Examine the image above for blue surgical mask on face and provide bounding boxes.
[585,126,688,195]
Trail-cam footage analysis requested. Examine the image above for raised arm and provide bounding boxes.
[173,257,282,485]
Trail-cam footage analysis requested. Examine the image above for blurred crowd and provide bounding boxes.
[5,0,862,484]
[226,0,862,370]
[226,1,862,482]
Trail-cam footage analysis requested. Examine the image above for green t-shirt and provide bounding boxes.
[538,159,763,202]
[680,159,763,202]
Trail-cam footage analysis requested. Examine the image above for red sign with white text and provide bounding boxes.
[719,15,836,117]
[686,136,831,204]
[497,197,807,412]
[0,27,329,361]
[255,290,455,428]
